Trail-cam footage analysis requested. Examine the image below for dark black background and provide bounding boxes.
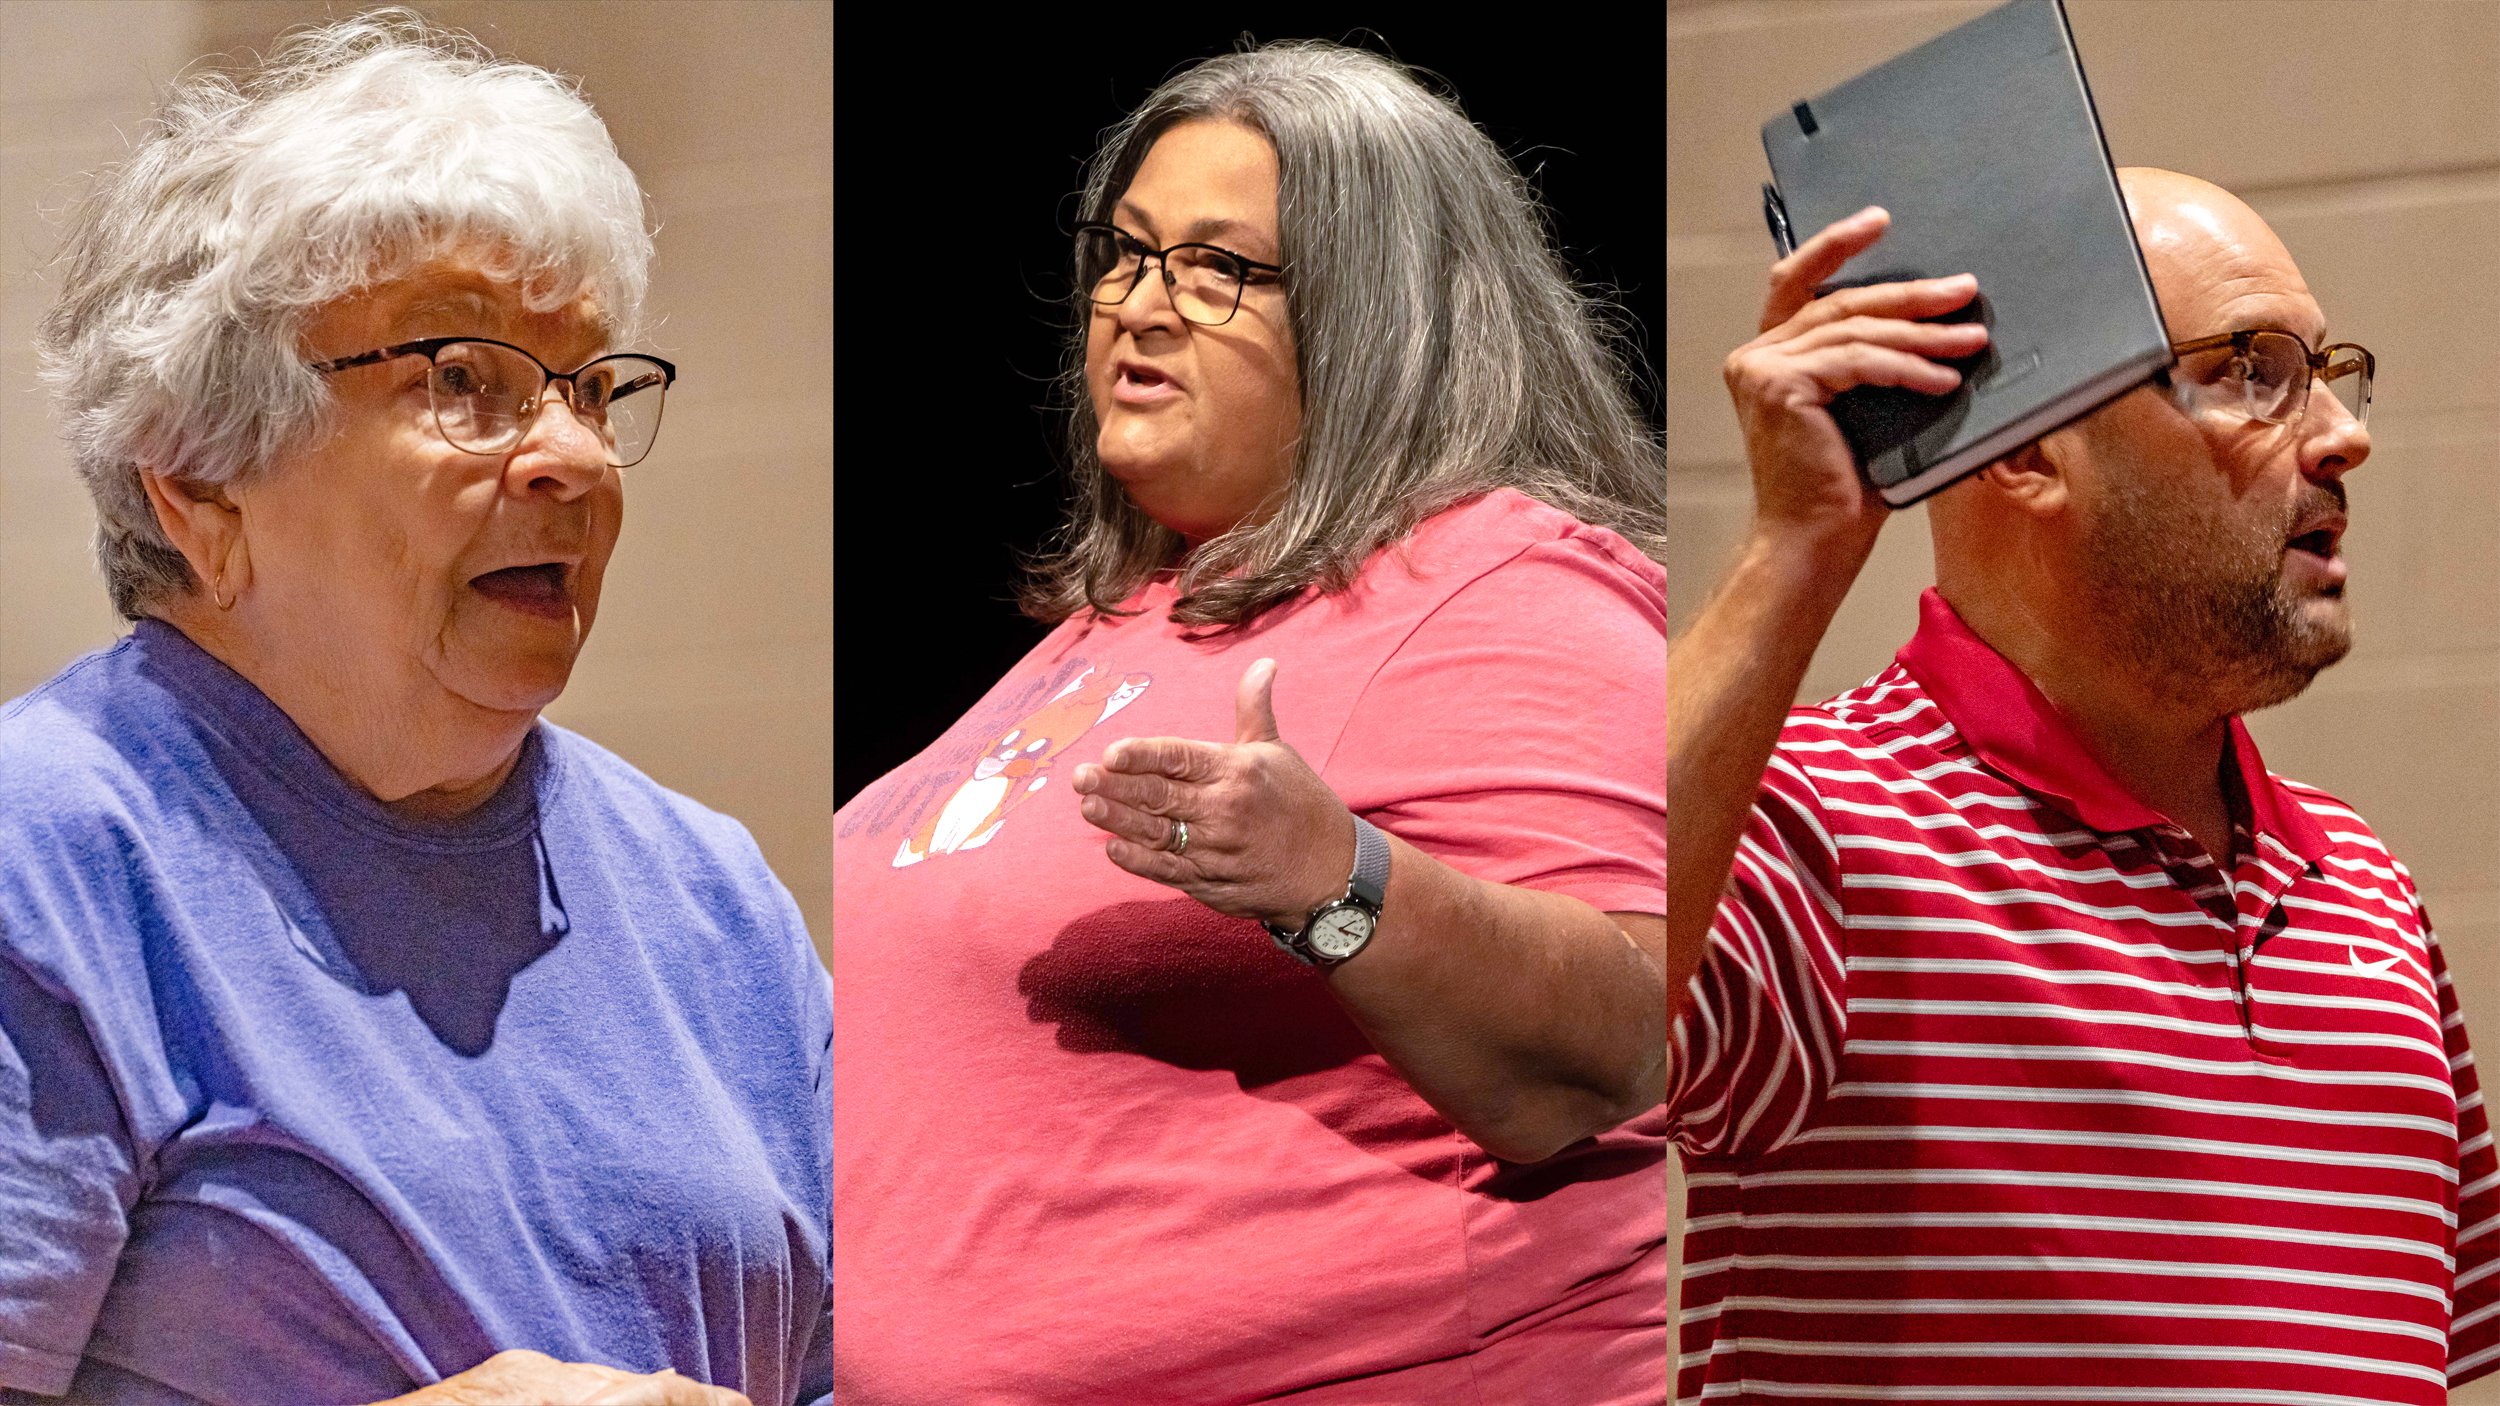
[833,16,1664,809]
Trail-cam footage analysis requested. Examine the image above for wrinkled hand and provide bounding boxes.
[1720,205,1988,547]
[1071,658,1353,928]
[372,1349,753,1406]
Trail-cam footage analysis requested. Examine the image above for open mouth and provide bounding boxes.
[469,562,572,619]
[2285,528,2345,598]
[1115,355,1180,400]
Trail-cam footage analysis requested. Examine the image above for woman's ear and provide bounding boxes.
[139,470,251,607]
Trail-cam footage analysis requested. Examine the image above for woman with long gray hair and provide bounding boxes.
[832,39,1666,1400]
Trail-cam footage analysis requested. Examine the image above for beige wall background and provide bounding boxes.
[1669,0,2500,1387]
[0,0,833,965]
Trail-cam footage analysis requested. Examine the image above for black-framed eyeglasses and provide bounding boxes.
[308,336,678,468]
[2151,328,2373,430]
[1074,222,1284,327]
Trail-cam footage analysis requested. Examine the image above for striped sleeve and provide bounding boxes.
[1668,722,1848,1159]
[2441,907,2500,1384]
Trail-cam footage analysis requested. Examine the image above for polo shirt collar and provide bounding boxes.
[1894,588,2333,866]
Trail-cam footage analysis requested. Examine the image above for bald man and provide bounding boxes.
[1663,169,2492,1400]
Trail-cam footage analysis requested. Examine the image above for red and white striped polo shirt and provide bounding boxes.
[1675,588,2500,1404]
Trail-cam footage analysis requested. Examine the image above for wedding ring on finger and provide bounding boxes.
[1165,818,1191,855]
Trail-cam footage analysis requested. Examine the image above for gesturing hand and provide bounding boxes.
[1720,205,1988,549]
[1071,658,1355,929]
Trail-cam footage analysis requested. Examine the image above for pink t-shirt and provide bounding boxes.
[831,490,1667,1403]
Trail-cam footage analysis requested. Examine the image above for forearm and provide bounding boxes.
[1666,527,1869,973]
[1674,204,1978,968]
[1322,833,1666,1164]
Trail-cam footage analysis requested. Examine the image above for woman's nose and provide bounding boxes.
[505,394,611,498]
[1115,259,1185,332]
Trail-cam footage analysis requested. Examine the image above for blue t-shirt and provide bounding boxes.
[0,622,830,1405]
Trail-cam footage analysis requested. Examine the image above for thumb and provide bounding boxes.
[1235,658,1282,745]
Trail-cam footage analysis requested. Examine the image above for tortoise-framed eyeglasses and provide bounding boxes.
[308,336,678,467]
[2151,328,2372,430]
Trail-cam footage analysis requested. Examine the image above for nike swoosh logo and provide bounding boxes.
[2350,947,2400,974]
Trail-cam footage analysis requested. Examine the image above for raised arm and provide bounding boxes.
[1667,207,1988,977]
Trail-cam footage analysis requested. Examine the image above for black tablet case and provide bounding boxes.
[1759,0,2172,506]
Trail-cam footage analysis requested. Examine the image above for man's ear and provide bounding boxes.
[138,470,250,605]
[1975,437,2071,519]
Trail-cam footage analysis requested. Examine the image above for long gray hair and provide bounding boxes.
[1021,40,1666,629]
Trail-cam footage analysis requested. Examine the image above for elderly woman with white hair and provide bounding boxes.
[0,14,824,1406]
[832,40,1668,1402]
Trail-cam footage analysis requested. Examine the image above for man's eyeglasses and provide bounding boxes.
[1075,222,1284,327]
[2152,328,2373,430]
[308,337,678,468]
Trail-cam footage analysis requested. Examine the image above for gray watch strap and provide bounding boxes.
[1348,815,1389,908]
[1263,814,1392,962]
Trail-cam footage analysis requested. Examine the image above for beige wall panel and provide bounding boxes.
[1661,468,1747,631]
[0,0,198,107]
[2307,427,2500,664]
[0,0,202,695]
[561,433,831,694]
[2068,0,2500,189]
[2440,903,2500,1025]
[2248,675,2500,896]
[1662,253,1759,471]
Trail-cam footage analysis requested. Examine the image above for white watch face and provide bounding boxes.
[1310,907,1375,959]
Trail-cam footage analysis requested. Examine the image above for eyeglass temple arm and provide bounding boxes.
[307,347,401,374]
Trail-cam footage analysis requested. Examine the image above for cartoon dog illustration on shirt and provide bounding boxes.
[893,666,1152,867]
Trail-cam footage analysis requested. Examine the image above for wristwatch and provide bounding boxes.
[1264,814,1391,968]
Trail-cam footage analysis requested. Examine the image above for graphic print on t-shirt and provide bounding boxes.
[891,664,1151,867]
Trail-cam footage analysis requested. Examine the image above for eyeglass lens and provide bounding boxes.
[2318,344,2371,426]
[1076,228,1248,326]
[2182,332,2371,428]
[427,341,671,466]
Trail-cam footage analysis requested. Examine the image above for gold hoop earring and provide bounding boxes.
[210,568,234,612]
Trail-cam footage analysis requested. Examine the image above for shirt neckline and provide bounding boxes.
[129,618,544,851]
[1892,588,2332,867]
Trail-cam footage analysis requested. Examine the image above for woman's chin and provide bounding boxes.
[1096,440,1162,486]
[1113,489,1220,542]
[405,589,597,718]
[449,667,570,717]
[430,636,579,716]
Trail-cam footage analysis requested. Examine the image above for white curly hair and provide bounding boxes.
[36,7,655,618]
